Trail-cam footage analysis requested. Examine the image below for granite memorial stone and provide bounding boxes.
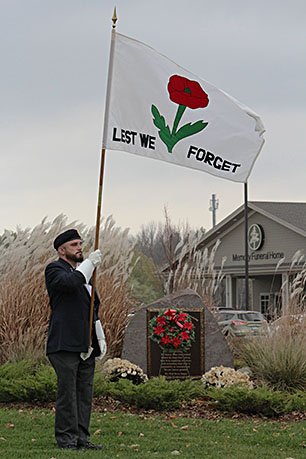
[121,289,234,378]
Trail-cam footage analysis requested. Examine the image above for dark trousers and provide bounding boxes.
[48,351,95,447]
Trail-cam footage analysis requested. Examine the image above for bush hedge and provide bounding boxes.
[1,360,306,417]
[207,385,306,417]
[94,375,205,410]
[0,360,57,402]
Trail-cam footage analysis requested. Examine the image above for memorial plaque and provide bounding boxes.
[147,308,204,379]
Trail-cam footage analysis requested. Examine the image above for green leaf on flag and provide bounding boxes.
[152,105,167,130]
[152,105,174,152]
[175,120,208,141]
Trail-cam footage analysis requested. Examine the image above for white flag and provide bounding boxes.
[103,33,265,183]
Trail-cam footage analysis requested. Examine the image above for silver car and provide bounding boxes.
[213,310,267,337]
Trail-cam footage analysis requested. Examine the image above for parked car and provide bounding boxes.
[211,306,235,311]
[213,309,267,337]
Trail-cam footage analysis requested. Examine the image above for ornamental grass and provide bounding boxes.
[165,235,225,308]
[237,331,306,392]
[237,263,306,393]
[0,215,135,364]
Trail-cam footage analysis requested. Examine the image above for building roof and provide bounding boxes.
[194,200,306,255]
[250,202,306,233]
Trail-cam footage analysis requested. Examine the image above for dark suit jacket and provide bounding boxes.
[45,258,100,354]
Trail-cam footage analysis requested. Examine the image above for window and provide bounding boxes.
[218,313,235,321]
[243,312,265,321]
[260,294,270,316]
[260,293,282,319]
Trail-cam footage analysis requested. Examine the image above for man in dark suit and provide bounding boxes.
[45,229,103,450]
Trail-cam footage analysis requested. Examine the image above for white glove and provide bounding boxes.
[76,249,102,283]
[95,320,107,360]
[88,249,102,267]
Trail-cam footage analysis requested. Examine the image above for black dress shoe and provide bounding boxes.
[58,444,78,450]
[78,441,102,450]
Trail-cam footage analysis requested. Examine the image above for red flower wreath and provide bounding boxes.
[150,308,195,352]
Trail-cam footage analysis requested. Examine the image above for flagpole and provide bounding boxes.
[244,181,249,310]
[88,8,118,348]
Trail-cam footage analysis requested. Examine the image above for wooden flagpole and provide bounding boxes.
[88,148,106,347]
[88,8,117,348]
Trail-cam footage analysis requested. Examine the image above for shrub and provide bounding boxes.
[0,360,57,402]
[208,385,306,417]
[93,375,306,415]
[131,377,204,410]
[202,366,253,389]
[1,360,305,417]
[132,377,182,410]
[286,390,306,412]
[93,375,205,411]
[95,378,138,406]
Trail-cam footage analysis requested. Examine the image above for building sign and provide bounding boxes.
[232,251,284,262]
[248,224,264,251]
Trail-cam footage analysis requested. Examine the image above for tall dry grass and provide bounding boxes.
[0,215,135,364]
[237,257,306,392]
[281,250,306,316]
[165,235,226,308]
[92,216,136,357]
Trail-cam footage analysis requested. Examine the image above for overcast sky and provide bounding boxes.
[1,0,306,235]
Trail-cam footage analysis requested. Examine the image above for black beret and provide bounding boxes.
[53,229,82,250]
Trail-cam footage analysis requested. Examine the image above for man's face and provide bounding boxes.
[60,239,84,264]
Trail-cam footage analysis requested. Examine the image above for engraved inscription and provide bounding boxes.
[159,351,191,379]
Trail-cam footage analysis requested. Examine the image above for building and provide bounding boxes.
[194,202,306,315]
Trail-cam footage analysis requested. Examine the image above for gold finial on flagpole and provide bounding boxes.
[112,7,117,30]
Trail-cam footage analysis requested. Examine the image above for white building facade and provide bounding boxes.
[196,202,306,315]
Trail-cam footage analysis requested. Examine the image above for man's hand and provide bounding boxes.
[76,249,102,283]
[89,249,102,268]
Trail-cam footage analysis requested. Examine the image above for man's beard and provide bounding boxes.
[67,253,84,263]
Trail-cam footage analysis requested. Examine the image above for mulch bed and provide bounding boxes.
[1,396,305,423]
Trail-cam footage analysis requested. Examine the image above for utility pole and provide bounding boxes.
[209,194,219,228]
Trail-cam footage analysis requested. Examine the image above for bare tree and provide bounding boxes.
[135,206,204,267]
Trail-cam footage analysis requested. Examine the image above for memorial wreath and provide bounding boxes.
[150,308,195,352]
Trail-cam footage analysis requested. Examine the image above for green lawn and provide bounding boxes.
[0,408,305,458]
